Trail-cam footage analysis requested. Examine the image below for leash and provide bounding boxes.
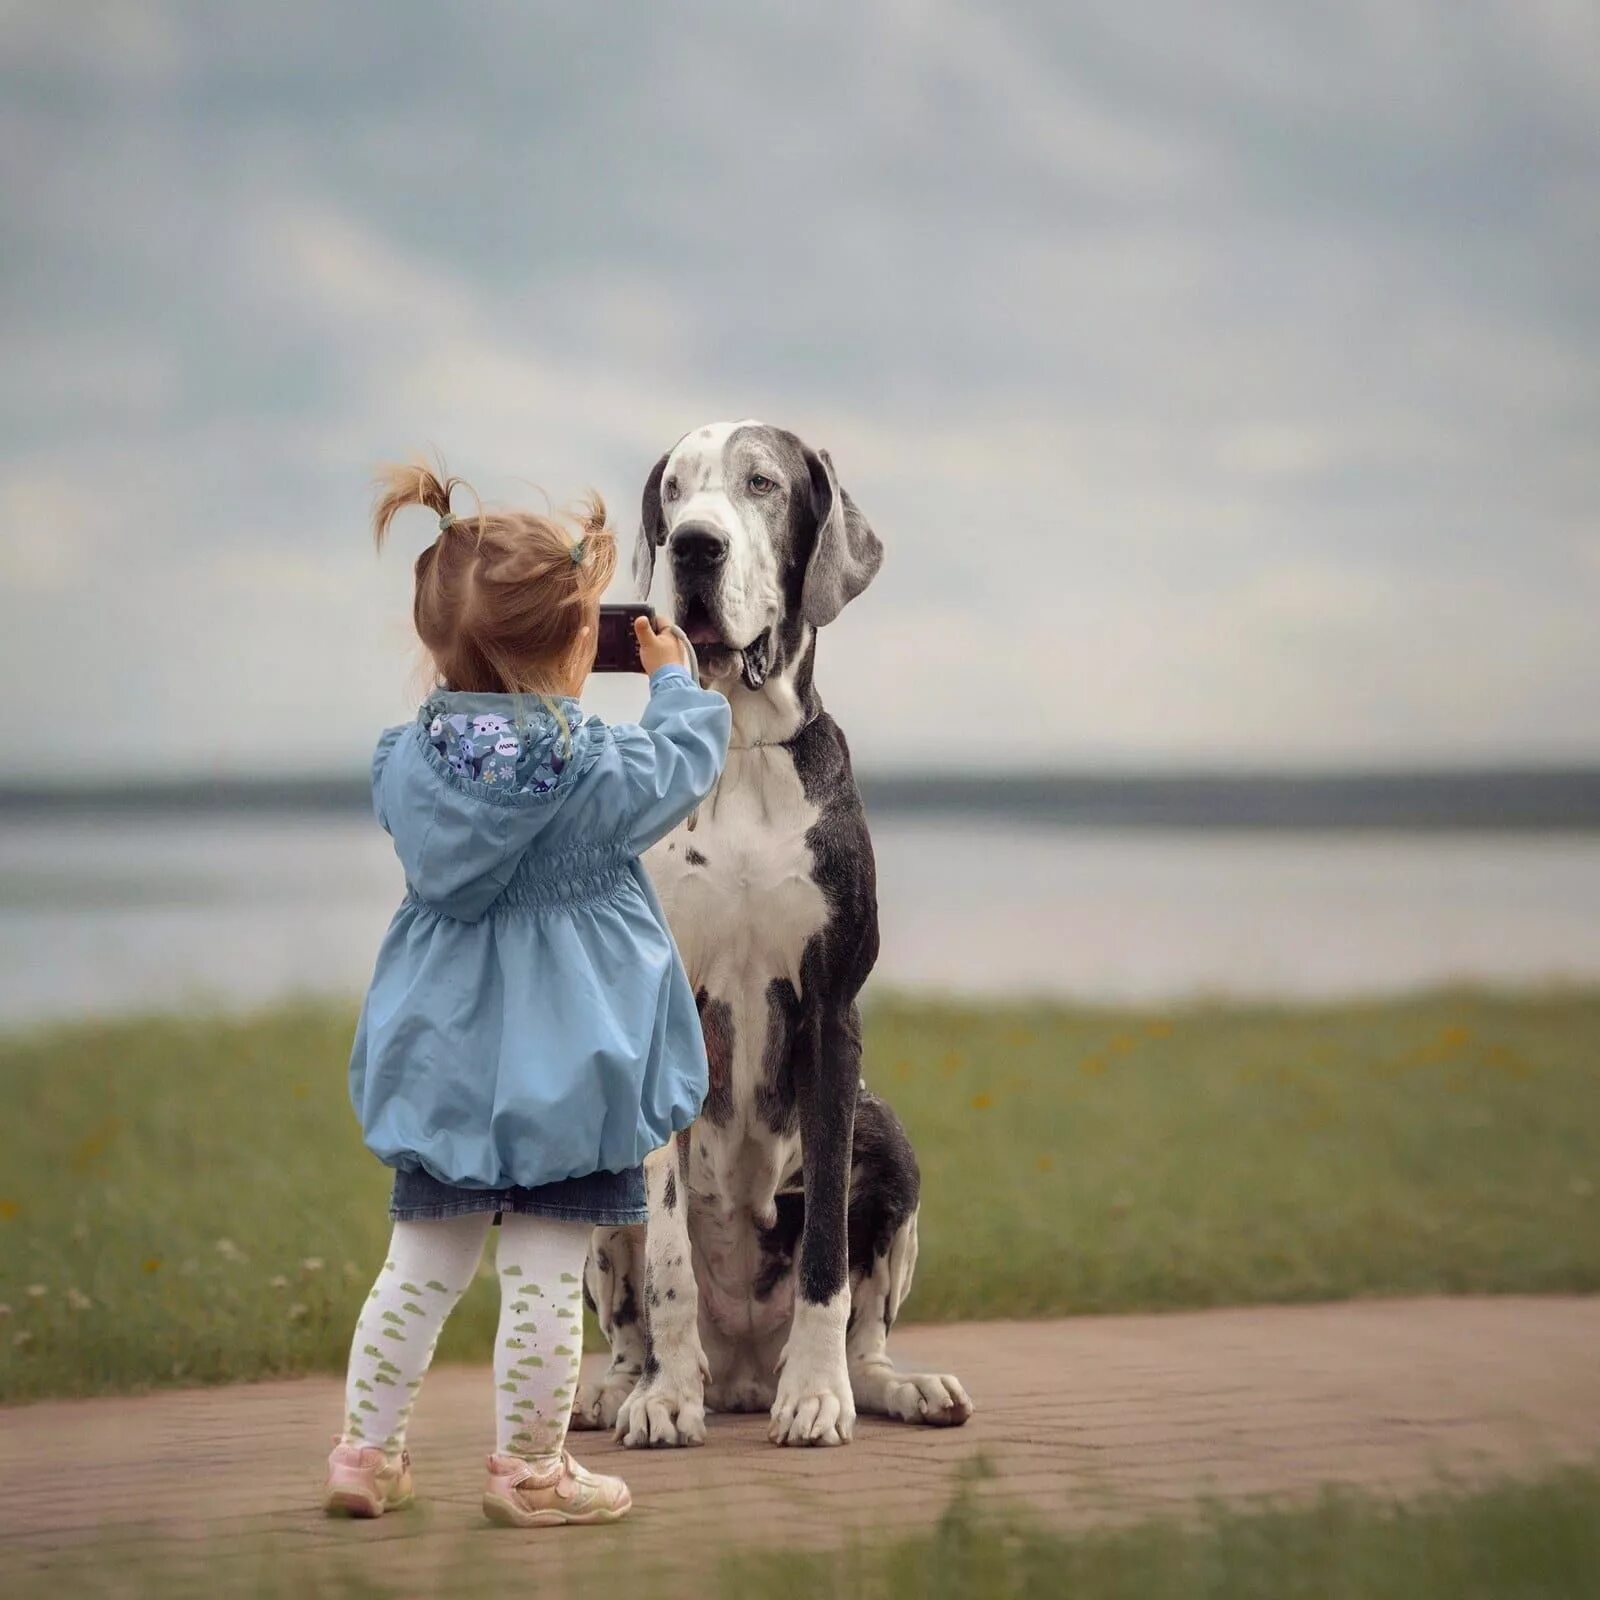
[661,619,701,688]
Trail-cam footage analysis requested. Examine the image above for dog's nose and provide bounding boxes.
[670,522,729,574]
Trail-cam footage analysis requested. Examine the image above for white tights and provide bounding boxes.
[339,1213,590,1463]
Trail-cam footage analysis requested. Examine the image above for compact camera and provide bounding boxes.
[592,603,655,673]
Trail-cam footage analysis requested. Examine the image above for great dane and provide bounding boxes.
[572,420,973,1447]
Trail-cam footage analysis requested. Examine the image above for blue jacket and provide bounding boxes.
[350,665,731,1190]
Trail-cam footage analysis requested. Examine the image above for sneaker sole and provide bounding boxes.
[482,1491,631,1528]
[324,1488,414,1519]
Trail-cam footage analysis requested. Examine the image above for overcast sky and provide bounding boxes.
[2,1,1596,776]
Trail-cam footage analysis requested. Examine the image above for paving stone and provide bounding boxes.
[1,1296,1597,1586]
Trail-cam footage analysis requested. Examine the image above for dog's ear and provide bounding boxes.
[634,452,670,598]
[801,446,883,627]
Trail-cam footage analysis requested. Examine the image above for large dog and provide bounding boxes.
[572,421,972,1447]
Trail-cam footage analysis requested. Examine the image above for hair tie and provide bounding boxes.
[438,511,456,532]
[570,537,586,566]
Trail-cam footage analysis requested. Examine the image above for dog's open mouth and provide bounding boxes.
[679,599,772,691]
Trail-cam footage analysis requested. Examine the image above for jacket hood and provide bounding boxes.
[372,690,606,923]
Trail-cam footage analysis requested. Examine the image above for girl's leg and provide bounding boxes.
[482,1213,631,1526]
[340,1213,491,1455]
[491,1214,591,1462]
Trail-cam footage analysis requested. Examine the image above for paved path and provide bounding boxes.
[3,1297,1598,1590]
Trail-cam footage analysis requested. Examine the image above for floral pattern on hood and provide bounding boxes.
[425,698,584,795]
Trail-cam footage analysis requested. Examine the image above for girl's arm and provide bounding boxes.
[610,666,731,854]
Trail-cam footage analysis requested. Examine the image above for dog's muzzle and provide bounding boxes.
[693,632,771,692]
[670,522,728,575]
[678,597,771,692]
[670,526,770,691]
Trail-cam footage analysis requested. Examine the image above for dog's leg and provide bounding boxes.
[617,1130,709,1448]
[769,1007,857,1447]
[571,1224,645,1430]
[845,1091,973,1427]
[848,1210,974,1426]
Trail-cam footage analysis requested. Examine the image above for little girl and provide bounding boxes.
[324,460,730,1528]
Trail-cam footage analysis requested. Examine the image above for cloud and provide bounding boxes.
[0,1,1596,775]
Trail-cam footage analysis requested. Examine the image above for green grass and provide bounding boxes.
[7,1462,1600,1599]
[1,989,1597,1402]
[891,988,1600,1319]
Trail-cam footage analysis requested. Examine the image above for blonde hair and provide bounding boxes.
[372,458,618,698]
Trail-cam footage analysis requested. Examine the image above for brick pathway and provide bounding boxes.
[3,1296,1598,1591]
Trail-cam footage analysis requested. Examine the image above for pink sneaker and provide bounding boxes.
[481,1450,632,1528]
[323,1441,414,1518]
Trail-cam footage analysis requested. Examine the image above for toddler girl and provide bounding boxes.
[323,460,729,1528]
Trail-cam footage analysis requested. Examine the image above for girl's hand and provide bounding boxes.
[635,614,690,675]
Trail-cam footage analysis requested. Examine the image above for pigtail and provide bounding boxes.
[567,491,619,599]
[575,491,608,539]
[371,459,473,551]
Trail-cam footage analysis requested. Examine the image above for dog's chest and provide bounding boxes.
[645,745,829,998]
[690,1194,796,1341]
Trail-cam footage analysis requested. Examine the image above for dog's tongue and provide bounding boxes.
[741,632,771,691]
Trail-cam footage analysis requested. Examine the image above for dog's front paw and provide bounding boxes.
[570,1363,638,1432]
[616,1353,708,1448]
[769,1335,855,1447]
[878,1370,974,1428]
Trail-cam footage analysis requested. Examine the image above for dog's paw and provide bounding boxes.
[616,1359,707,1449]
[570,1365,637,1432]
[769,1338,855,1447]
[872,1370,974,1428]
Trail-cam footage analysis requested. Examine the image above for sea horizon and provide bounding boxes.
[3,764,1598,831]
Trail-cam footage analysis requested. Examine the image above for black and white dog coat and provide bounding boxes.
[574,421,973,1447]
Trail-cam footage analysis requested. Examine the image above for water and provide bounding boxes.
[2,815,1598,1027]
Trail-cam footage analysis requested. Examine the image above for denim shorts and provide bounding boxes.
[389,1163,647,1227]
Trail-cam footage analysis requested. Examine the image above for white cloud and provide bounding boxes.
[0,1,1596,775]
[0,474,97,593]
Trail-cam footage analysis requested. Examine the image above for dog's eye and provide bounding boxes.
[748,473,777,496]
[663,478,679,503]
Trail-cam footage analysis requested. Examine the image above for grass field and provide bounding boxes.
[1,989,1597,1402]
[7,1462,1600,1598]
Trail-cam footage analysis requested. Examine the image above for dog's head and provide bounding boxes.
[634,420,883,692]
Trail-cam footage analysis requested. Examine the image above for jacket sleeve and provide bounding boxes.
[608,666,731,854]
[370,726,407,835]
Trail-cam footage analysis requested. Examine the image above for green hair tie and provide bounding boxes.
[570,537,586,566]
